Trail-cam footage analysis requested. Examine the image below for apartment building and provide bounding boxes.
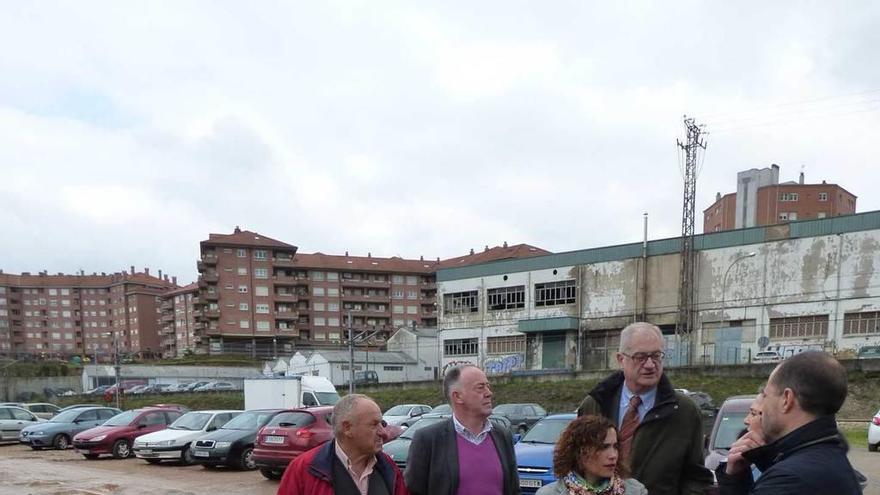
[703,165,857,233]
[158,282,199,358]
[0,268,177,360]
[194,227,548,356]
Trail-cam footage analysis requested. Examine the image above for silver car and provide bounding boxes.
[0,406,43,442]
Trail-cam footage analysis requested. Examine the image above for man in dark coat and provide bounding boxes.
[577,322,712,495]
[718,351,861,494]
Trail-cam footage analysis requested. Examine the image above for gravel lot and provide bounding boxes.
[0,443,280,495]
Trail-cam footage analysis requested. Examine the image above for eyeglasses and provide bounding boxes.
[621,351,665,365]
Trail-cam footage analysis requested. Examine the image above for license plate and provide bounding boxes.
[520,479,543,488]
[139,449,153,455]
[77,449,90,454]
[264,435,285,444]
[194,451,209,457]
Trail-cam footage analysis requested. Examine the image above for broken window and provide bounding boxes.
[534,280,576,307]
[443,290,479,314]
[769,315,828,340]
[444,338,478,357]
[487,286,525,311]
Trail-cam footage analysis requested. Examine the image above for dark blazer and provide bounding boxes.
[404,418,520,495]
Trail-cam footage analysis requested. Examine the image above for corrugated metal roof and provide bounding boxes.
[437,210,880,282]
[311,350,417,364]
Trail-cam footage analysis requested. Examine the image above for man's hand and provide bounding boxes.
[725,431,765,476]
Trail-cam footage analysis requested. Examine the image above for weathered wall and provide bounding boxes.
[0,375,82,401]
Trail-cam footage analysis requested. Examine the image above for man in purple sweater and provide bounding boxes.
[404,364,520,495]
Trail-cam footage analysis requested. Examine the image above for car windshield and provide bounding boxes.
[521,418,573,444]
[400,417,447,439]
[170,412,212,430]
[315,392,340,405]
[493,404,518,414]
[50,409,84,423]
[385,405,412,416]
[103,410,139,426]
[714,412,748,450]
[222,411,277,430]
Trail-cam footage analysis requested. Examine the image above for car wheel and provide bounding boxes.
[870,443,878,452]
[260,467,283,480]
[83,453,100,460]
[53,434,71,450]
[181,446,194,465]
[111,439,131,459]
[145,459,161,464]
[238,447,256,470]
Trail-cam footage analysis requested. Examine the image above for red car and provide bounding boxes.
[72,407,183,459]
[252,406,334,480]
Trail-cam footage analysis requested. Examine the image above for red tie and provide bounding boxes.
[618,395,642,461]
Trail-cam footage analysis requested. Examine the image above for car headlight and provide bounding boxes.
[91,435,106,442]
[33,431,45,436]
[156,440,176,447]
[214,441,231,449]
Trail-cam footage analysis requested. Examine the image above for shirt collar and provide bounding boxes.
[622,384,657,406]
[334,441,377,472]
[452,413,492,443]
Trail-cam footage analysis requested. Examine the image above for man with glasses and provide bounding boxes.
[577,322,712,495]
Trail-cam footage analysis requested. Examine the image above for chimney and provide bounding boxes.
[822,180,827,184]
[799,172,804,184]
[436,257,440,262]
[130,265,135,274]
[101,272,106,276]
[368,252,371,258]
[172,276,177,285]
[234,226,241,233]
[716,192,721,202]
[144,268,149,276]
[345,251,349,256]
[420,255,424,261]
[771,163,779,171]
[503,241,508,248]
[158,269,162,279]
[484,245,489,252]
[469,248,474,255]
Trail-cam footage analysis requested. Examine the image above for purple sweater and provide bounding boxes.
[455,433,503,495]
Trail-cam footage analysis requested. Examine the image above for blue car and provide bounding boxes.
[20,406,121,450]
[515,413,575,494]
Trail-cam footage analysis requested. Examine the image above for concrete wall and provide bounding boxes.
[0,375,82,402]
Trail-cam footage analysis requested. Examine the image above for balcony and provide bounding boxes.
[201,253,218,265]
[344,308,391,318]
[191,296,202,305]
[273,274,302,285]
[160,300,173,311]
[274,292,298,302]
[161,313,175,323]
[204,291,219,301]
[341,278,390,289]
[202,272,219,283]
[341,293,384,303]
[420,282,437,290]
[195,308,220,319]
[275,311,299,321]
[272,256,297,267]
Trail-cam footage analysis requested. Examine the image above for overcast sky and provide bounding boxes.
[1,1,878,284]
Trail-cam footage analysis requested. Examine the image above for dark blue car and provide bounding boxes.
[515,413,575,494]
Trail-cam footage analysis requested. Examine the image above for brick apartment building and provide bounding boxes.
[158,282,198,358]
[193,227,548,357]
[0,269,177,360]
[703,165,857,233]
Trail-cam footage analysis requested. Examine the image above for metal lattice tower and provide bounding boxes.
[676,116,706,365]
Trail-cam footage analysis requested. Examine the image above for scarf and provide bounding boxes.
[562,471,626,495]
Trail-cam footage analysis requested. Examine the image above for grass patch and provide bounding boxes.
[841,424,869,449]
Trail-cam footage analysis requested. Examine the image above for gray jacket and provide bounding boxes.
[535,478,648,495]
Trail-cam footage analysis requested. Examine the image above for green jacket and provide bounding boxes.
[577,372,713,495]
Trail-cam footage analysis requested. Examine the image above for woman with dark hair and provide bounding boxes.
[537,415,646,495]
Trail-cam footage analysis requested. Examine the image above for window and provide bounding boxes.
[237,267,248,276]
[844,312,880,336]
[328,317,340,326]
[239,303,249,311]
[444,338,479,357]
[314,317,326,326]
[328,332,341,341]
[818,192,828,201]
[327,272,338,281]
[239,320,250,329]
[238,285,248,294]
[487,285,526,310]
[328,303,339,312]
[407,291,417,300]
[487,335,526,354]
[254,268,268,279]
[392,290,404,299]
[393,319,404,326]
[237,249,247,258]
[406,276,418,285]
[769,315,828,339]
[535,280,576,307]
[256,321,270,331]
[393,305,404,314]
[392,275,404,284]
[254,249,268,260]
[406,306,418,315]
[817,212,827,219]
[313,287,325,296]
[384,365,404,371]
[314,302,326,311]
[443,290,479,314]
[328,288,339,297]
[255,286,269,297]
[311,271,325,281]
[780,192,799,202]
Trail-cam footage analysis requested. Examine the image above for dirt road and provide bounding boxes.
[0,443,280,495]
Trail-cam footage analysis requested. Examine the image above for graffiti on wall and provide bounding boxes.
[485,354,525,375]
[441,360,475,376]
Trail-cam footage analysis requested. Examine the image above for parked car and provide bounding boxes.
[859,346,880,359]
[73,407,184,459]
[431,404,451,415]
[163,384,189,393]
[383,413,513,471]
[514,413,577,494]
[703,395,755,473]
[194,382,236,392]
[133,410,242,464]
[345,370,379,386]
[184,381,211,392]
[191,409,284,470]
[492,403,548,433]
[0,406,44,442]
[252,406,335,480]
[868,408,880,451]
[382,404,432,426]
[147,403,191,412]
[58,404,105,413]
[85,385,110,396]
[752,350,782,363]
[141,384,173,394]
[19,403,61,419]
[126,385,150,395]
[20,407,121,450]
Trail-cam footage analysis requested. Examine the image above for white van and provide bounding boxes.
[244,376,340,410]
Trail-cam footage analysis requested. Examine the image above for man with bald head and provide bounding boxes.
[277,393,409,495]
[405,364,520,495]
[577,322,712,495]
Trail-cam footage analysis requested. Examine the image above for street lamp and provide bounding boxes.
[101,331,121,410]
[720,252,756,362]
